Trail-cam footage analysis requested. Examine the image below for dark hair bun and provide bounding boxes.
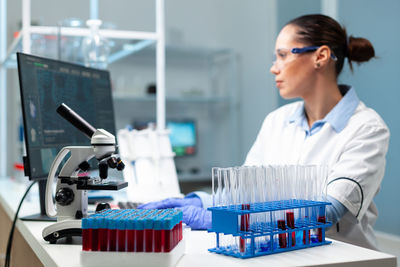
[347,36,375,63]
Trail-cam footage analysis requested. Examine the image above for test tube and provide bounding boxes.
[254,166,266,252]
[98,215,108,251]
[117,214,128,252]
[286,210,295,247]
[240,203,250,253]
[316,165,329,243]
[108,215,118,251]
[264,165,274,251]
[311,165,321,243]
[247,167,256,232]
[222,168,231,206]
[82,218,92,251]
[144,214,155,252]
[136,214,145,252]
[267,166,278,248]
[283,165,295,247]
[277,218,287,248]
[275,166,287,249]
[126,212,137,252]
[212,167,218,207]
[238,167,250,254]
[154,211,166,253]
[227,167,239,253]
[303,166,313,244]
[294,165,304,246]
[231,167,242,254]
[317,205,326,242]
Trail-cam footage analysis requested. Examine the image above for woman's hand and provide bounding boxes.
[137,196,211,230]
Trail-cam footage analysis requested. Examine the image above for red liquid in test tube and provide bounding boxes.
[117,213,132,252]
[154,229,164,252]
[136,230,144,252]
[136,210,151,252]
[174,223,179,247]
[117,229,126,251]
[99,228,108,251]
[286,211,295,246]
[178,221,182,241]
[277,219,287,248]
[174,223,178,248]
[108,229,117,251]
[165,228,172,252]
[144,229,154,252]
[171,225,176,250]
[317,216,326,242]
[82,228,92,251]
[240,204,250,253]
[127,229,135,252]
[91,229,99,251]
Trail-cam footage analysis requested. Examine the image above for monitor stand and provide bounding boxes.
[20,180,56,221]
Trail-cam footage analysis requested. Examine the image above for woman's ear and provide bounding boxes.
[314,45,331,68]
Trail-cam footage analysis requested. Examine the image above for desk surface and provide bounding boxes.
[0,178,397,267]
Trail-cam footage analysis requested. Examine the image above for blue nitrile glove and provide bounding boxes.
[137,195,211,229]
[137,196,202,209]
[180,205,212,230]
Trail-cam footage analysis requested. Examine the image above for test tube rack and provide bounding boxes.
[82,209,183,252]
[208,199,332,259]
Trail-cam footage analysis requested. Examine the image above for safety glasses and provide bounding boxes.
[272,45,337,70]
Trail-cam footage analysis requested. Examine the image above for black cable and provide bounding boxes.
[4,181,37,267]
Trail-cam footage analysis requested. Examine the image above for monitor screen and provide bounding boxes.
[17,53,116,180]
[133,120,197,157]
[167,121,196,156]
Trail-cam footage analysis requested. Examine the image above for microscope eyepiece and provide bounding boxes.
[57,103,96,139]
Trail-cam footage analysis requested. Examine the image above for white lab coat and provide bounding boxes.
[244,100,390,250]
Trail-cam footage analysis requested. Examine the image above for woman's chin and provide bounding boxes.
[278,88,299,100]
[279,91,293,100]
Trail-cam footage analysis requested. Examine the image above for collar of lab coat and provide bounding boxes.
[288,85,360,134]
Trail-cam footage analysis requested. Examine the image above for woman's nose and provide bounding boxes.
[270,62,279,75]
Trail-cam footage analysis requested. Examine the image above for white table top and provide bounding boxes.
[0,178,397,267]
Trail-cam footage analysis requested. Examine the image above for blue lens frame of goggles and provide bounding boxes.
[291,46,337,61]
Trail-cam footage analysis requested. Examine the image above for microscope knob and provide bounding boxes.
[99,162,108,179]
[55,187,75,206]
[116,158,125,171]
[79,161,91,171]
[107,157,118,168]
[95,202,111,213]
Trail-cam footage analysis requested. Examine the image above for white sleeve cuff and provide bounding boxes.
[186,191,213,209]
[327,178,363,220]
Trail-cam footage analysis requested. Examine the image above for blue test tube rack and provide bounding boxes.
[207,199,332,259]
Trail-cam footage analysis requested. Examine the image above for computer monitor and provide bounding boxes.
[167,120,196,156]
[17,52,116,220]
[133,119,197,157]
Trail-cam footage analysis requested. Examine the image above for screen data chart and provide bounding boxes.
[17,53,116,179]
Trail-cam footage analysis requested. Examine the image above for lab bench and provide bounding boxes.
[0,178,397,267]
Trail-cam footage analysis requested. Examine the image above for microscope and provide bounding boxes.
[42,103,128,243]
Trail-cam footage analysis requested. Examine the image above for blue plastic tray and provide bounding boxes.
[207,199,332,258]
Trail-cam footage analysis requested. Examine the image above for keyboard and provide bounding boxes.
[117,201,143,209]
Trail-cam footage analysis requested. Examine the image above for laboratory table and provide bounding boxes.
[0,178,397,267]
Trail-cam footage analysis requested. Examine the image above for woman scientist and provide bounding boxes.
[139,14,390,250]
